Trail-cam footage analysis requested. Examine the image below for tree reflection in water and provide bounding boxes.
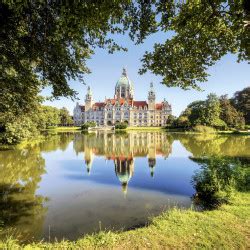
[0,144,46,241]
[0,131,249,241]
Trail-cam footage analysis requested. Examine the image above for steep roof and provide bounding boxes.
[93,102,105,110]
[156,103,163,110]
[133,101,148,108]
[105,98,133,106]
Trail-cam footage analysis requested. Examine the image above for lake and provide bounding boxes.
[0,131,249,242]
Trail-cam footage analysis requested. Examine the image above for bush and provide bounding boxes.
[0,117,39,144]
[115,122,128,129]
[191,156,249,209]
[81,121,96,130]
[192,125,216,133]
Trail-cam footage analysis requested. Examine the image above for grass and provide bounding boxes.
[1,192,249,249]
[125,126,164,131]
[46,126,81,131]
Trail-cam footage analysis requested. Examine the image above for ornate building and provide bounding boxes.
[73,68,172,126]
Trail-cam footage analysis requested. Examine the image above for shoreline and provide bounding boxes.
[1,192,249,249]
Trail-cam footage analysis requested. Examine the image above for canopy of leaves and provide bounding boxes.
[1,0,249,102]
[231,87,250,124]
[140,0,250,89]
[220,95,245,127]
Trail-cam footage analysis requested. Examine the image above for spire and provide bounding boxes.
[122,67,127,77]
[122,182,128,197]
[87,85,92,95]
[150,81,154,89]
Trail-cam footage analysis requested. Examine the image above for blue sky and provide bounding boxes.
[43,32,249,116]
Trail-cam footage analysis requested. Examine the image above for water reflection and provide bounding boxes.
[0,131,249,241]
[0,144,47,241]
[74,132,173,193]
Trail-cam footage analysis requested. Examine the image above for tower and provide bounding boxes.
[115,68,134,99]
[148,82,156,110]
[85,86,93,111]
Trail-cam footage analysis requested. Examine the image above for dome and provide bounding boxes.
[117,172,131,184]
[116,68,133,88]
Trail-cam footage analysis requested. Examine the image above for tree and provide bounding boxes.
[178,94,227,129]
[231,87,250,124]
[219,95,245,128]
[204,93,225,128]
[81,122,96,130]
[1,1,249,105]
[166,114,176,127]
[115,122,128,129]
[59,107,73,126]
[140,1,250,89]
[186,101,206,125]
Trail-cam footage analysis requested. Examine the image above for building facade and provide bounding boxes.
[73,68,172,126]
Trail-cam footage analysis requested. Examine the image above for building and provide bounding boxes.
[73,68,172,126]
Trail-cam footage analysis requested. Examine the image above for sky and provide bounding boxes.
[42,32,249,116]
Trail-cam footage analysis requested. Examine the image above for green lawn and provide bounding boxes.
[1,192,249,249]
[44,126,81,131]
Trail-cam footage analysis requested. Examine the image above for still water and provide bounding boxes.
[0,131,249,242]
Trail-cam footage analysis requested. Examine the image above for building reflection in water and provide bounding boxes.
[73,132,173,194]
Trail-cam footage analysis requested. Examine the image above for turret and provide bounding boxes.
[148,82,156,110]
[85,86,93,111]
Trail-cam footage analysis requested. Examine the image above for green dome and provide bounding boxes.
[117,172,131,184]
[116,68,133,88]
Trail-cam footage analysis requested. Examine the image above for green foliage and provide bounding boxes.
[176,92,246,130]
[59,107,74,126]
[140,1,250,89]
[0,116,39,144]
[0,142,46,240]
[0,105,72,144]
[166,114,176,127]
[81,122,96,130]
[115,122,128,129]
[192,125,216,134]
[231,87,250,125]
[192,156,249,209]
[220,95,245,128]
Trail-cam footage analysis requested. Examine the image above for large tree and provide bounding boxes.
[220,95,245,128]
[231,87,250,124]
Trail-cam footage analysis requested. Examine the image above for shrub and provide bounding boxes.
[191,156,249,209]
[192,125,216,133]
[0,117,39,144]
[115,122,128,129]
[81,122,96,130]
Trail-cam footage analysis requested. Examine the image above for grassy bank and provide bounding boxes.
[165,127,250,135]
[44,126,81,131]
[1,192,249,249]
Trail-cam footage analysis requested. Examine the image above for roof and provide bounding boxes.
[156,103,163,110]
[105,98,133,106]
[133,101,148,108]
[86,99,171,110]
[93,102,105,110]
